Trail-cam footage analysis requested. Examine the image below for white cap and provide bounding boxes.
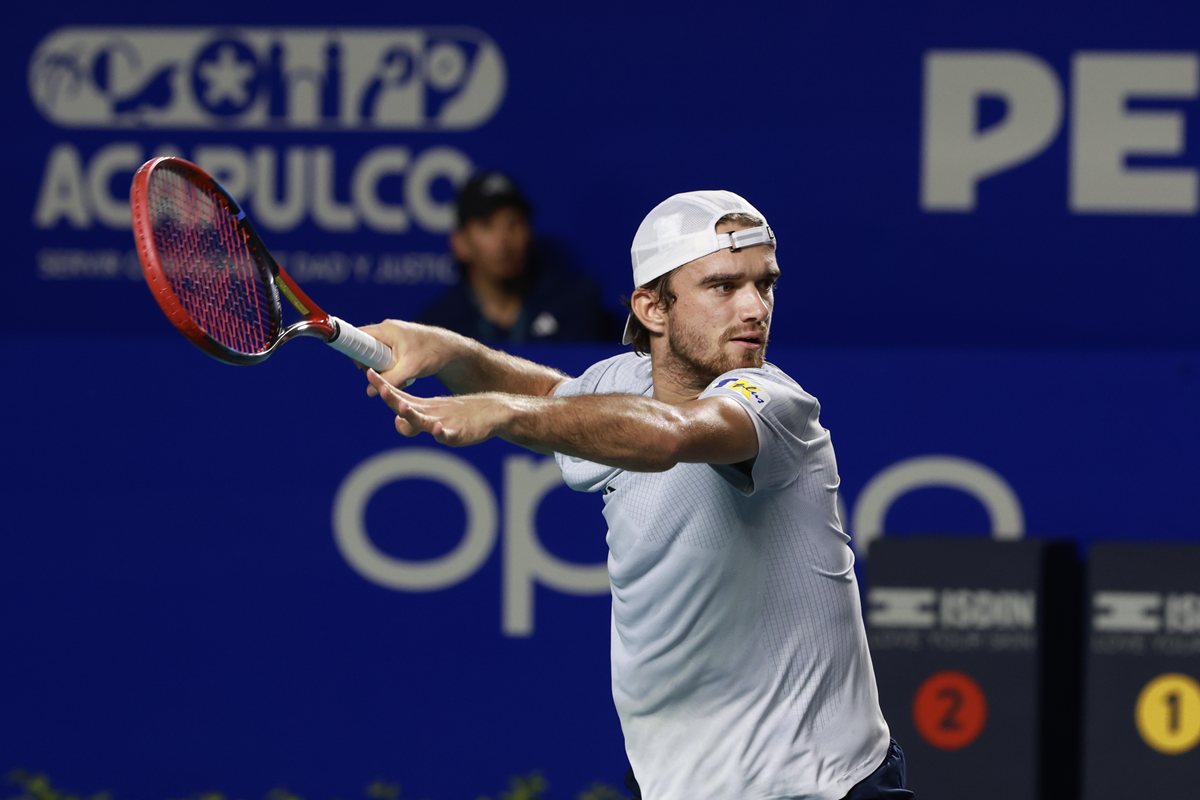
[623,190,775,344]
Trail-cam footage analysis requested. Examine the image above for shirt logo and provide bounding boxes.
[715,377,769,406]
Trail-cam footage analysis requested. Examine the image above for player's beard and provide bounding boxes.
[665,317,769,389]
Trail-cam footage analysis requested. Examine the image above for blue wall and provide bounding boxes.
[4,2,1200,797]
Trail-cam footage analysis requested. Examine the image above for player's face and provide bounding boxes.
[452,206,532,283]
[663,223,779,383]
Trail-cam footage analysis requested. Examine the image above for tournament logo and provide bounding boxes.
[29,26,506,130]
[715,377,769,406]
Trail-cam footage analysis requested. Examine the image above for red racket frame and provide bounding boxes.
[131,156,342,366]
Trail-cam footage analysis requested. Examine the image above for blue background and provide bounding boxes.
[4,2,1200,798]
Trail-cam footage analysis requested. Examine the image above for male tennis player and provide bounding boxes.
[361,191,911,800]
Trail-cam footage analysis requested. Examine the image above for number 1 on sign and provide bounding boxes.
[1135,673,1200,755]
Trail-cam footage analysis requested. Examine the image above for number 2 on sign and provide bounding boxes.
[938,686,964,731]
[913,671,988,750]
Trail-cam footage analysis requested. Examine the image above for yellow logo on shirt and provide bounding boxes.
[716,377,769,406]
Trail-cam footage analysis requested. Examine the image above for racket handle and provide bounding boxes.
[327,316,394,371]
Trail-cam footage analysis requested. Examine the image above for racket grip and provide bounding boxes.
[327,317,394,371]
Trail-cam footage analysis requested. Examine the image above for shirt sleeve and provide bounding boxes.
[699,367,822,495]
[550,353,650,493]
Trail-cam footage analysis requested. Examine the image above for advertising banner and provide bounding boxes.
[5,1,1200,798]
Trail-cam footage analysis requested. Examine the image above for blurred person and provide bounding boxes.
[417,170,620,343]
[362,190,910,799]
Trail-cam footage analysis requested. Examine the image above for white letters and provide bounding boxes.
[30,27,506,131]
[31,141,471,234]
[1094,591,1165,633]
[852,455,1024,558]
[923,48,1200,214]
[406,146,473,232]
[940,589,1036,629]
[868,588,938,629]
[194,145,252,200]
[1071,53,1198,213]
[503,456,610,637]
[870,588,1036,630]
[335,450,1024,635]
[251,146,307,229]
[34,145,90,228]
[332,449,497,590]
[354,147,411,232]
[1095,591,1200,633]
[312,149,356,231]
[922,51,1063,211]
[333,449,610,636]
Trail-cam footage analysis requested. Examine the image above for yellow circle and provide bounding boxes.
[1134,673,1200,755]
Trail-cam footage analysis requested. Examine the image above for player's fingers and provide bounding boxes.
[367,369,402,398]
[395,402,441,437]
[393,416,419,437]
[366,368,387,394]
[368,371,413,415]
[430,421,453,444]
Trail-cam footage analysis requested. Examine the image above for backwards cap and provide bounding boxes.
[623,190,775,344]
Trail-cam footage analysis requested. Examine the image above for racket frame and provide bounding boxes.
[131,156,391,369]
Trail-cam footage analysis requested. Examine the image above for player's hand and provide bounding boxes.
[358,320,466,396]
[366,369,510,446]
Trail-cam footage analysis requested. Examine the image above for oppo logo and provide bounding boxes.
[332,450,602,639]
[333,451,1024,637]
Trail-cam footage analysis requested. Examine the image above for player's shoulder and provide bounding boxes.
[556,351,652,397]
[703,362,818,412]
[708,361,810,395]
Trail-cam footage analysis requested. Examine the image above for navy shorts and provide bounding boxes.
[840,739,914,800]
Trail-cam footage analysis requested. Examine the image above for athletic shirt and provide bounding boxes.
[554,353,890,800]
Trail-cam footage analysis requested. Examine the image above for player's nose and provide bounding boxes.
[736,284,770,321]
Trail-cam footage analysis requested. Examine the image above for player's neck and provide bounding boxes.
[648,347,713,405]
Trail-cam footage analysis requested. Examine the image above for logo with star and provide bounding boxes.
[191,37,259,117]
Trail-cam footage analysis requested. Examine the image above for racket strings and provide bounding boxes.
[148,168,280,355]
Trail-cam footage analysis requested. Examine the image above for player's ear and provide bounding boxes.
[631,287,667,335]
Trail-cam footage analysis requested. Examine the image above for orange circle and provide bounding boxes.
[912,670,988,750]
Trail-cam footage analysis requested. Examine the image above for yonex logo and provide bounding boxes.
[716,377,769,405]
[29,27,506,130]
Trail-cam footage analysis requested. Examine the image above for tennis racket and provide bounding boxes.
[130,156,393,370]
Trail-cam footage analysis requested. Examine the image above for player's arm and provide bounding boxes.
[366,370,757,472]
[359,319,567,397]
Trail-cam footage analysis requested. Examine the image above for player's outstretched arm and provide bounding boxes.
[359,319,568,398]
[366,370,757,471]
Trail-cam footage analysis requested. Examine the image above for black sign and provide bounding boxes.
[1082,543,1200,798]
[866,537,1082,800]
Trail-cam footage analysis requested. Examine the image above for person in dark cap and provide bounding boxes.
[417,170,620,343]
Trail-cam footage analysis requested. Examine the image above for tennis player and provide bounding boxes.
[361,190,911,800]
